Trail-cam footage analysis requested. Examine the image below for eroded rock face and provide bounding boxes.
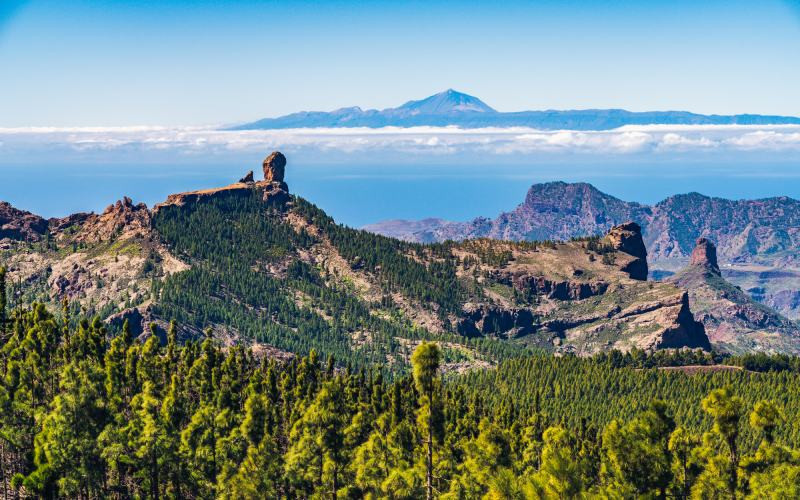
[458,303,535,338]
[494,270,609,301]
[74,197,151,243]
[263,151,286,183]
[239,170,254,183]
[653,292,711,350]
[0,202,48,241]
[605,221,648,280]
[690,237,720,274]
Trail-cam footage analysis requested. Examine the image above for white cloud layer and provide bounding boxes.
[2,124,800,160]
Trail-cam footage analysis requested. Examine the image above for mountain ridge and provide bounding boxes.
[231,89,800,130]
[364,182,800,320]
[0,154,723,362]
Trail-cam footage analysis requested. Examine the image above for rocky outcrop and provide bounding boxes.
[689,237,720,273]
[239,170,254,183]
[107,307,149,337]
[106,306,173,344]
[668,240,800,353]
[495,271,609,300]
[0,202,48,241]
[155,153,290,213]
[263,151,286,183]
[74,196,151,243]
[605,222,648,280]
[48,212,93,234]
[646,292,710,350]
[458,303,535,338]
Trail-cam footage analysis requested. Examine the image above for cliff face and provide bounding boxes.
[604,222,648,281]
[444,223,710,355]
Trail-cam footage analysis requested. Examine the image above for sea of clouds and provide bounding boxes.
[1,124,800,163]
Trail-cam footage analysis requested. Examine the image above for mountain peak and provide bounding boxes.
[395,89,496,114]
[689,238,720,274]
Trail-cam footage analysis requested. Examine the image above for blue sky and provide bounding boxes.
[2,0,800,126]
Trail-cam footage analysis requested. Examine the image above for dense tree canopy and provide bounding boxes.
[1,297,799,498]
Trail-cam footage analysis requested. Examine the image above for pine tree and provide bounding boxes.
[412,341,441,500]
[533,426,584,498]
[601,400,674,496]
[701,387,744,496]
[0,266,6,336]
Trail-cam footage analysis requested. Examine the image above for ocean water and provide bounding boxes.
[2,161,800,227]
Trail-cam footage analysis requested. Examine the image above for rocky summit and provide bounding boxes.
[605,222,648,280]
[0,154,721,365]
[263,151,286,183]
[669,239,800,354]
[690,237,720,273]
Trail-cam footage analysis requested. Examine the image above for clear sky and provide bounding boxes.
[1,0,800,126]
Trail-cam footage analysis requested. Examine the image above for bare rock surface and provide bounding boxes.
[604,222,648,280]
[263,151,286,183]
[690,237,720,273]
[0,202,48,241]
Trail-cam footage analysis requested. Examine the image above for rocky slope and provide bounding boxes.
[365,182,800,319]
[0,153,716,362]
[667,238,800,354]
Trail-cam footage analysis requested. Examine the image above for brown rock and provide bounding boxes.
[502,272,609,300]
[0,202,48,241]
[263,151,286,183]
[458,303,535,338]
[239,170,254,183]
[74,197,151,243]
[690,237,720,274]
[605,221,648,280]
[651,292,711,350]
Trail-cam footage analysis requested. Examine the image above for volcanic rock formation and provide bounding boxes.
[0,202,48,241]
[668,238,800,353]
[690,237,720,273]
[155,152,291,211]
[263,151,286,183]
[605,222,648,280]
[239,170,254,184]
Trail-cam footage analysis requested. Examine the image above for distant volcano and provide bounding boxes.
[395,89,496,115]
[230,89,800,130]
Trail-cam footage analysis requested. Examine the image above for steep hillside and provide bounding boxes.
[366,182,800,319]
[668,238,800,354]
[0,153,714,364]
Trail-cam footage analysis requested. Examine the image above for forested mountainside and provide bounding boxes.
[2,154,800,498]
[0,153,723,364]
[1,303,800,498]
[365,182,800,320]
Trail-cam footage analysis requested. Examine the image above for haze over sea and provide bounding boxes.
[2,159,800,228]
